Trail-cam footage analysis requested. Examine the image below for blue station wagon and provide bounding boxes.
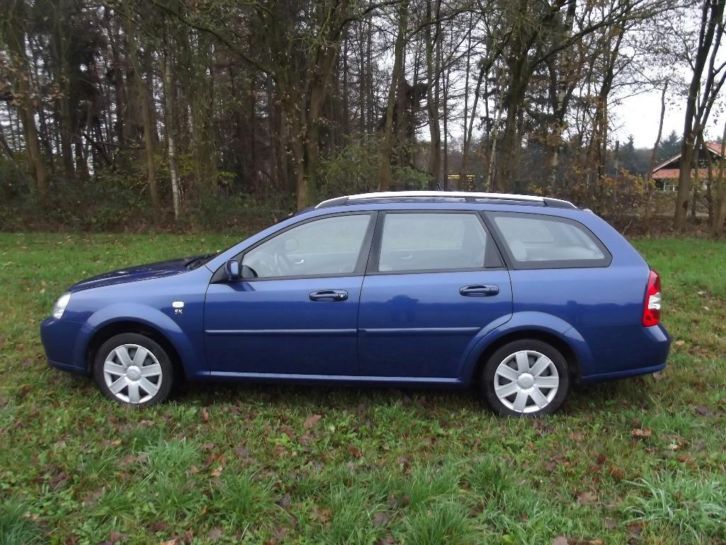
[40,191,670,416]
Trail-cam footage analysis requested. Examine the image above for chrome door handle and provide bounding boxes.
[459,285,499,297]
[309,290,348,301]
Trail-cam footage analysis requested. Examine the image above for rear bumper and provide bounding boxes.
[581,324,671,383]
[579,362,666,383]
[40,317,88,375]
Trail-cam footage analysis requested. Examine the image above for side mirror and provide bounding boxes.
[225,259,241,281]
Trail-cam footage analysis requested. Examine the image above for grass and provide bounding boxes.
[0,233,724,545]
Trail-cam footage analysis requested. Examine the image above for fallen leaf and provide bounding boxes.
[234,445,252,460]
[631,428,652,439]
[576,491,598,505]
[627,521,644,541]
[276,494,292,509]
[348,445,363,458]
[609,466,625,480]
[210,466,223,478]
[207,527,223,541]
[304,414,322,429]
[312,506,332,524]
[82,487,105,507]
[97,532,126,545]
[387,493,410,509]
[372,511,390,527]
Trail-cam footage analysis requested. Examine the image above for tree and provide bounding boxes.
[674,0,725,231]
[1,0,50,205]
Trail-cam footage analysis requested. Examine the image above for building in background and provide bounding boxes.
[651,142,724,191]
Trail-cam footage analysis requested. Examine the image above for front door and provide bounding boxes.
[204,213,375,377]
[358,211,512,380]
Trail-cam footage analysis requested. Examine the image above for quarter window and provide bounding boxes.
[242,214,372,278]
[490,213,610,268]
[376,213,498,272]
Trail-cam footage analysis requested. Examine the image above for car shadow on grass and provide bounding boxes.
[167,374,657,417]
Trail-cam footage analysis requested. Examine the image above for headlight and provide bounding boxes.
[52,292,71,320]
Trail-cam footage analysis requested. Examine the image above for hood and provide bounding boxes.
[69,255,208,292]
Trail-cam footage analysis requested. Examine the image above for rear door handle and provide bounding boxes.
[309,289,348,301]
[459,284,499,297]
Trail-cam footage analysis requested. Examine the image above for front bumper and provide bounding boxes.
[40,317,88,375]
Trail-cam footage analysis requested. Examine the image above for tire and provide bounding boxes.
[93,333,174,407]
[480,339,570,417]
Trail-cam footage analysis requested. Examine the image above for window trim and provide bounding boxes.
[482,211,612,270]
[213,211,377,282]
[365,210,504,276]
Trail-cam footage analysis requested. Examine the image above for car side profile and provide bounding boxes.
[40,191,670,416]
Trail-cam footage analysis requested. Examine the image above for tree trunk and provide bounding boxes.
[163,46,181,221]
[675,0,725,231]
[379,1,408,191]
[645,82,668,224]
[712,124,726,234]
[424,0,441,189]
[4,7,50,205]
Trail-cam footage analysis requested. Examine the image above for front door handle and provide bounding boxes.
[309,289,348,302]
[459,284,499,297]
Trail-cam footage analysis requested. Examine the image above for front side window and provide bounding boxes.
[490,212,610,268]
[376,212,498,273]
[242,214,372,278]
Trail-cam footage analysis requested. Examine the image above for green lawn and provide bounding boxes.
[0,234,724,545]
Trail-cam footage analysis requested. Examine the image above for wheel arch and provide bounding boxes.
[470,329,581,387]
[85,320,187,381]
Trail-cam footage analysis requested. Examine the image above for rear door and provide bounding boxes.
[358,211,512,380]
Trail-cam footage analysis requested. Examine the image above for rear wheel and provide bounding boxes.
[480,339,570,416]
[93,333,174,407]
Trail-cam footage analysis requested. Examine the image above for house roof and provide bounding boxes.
[652,141,724,175]
[652,168,712,180]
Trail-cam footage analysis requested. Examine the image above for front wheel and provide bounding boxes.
[480,339,570,417]
[94,333,174,407]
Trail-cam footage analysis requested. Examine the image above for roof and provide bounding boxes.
[315,191,576,209]
[652,141,724,175]
[652,168,713,180]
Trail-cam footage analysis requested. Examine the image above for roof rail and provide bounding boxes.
[315,191,576,209]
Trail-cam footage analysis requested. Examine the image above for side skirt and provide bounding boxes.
[198,371,465,387]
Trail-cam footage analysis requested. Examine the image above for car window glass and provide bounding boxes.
[492,214,607,264]
[243,214,371,278]
[377,213,492,272]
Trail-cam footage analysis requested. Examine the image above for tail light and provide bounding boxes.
[642,270,661,327]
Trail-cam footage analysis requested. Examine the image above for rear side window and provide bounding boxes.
[489,212,611,269]
[375,212,502,273]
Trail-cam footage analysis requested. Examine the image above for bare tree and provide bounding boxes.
[674,0,725,231]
